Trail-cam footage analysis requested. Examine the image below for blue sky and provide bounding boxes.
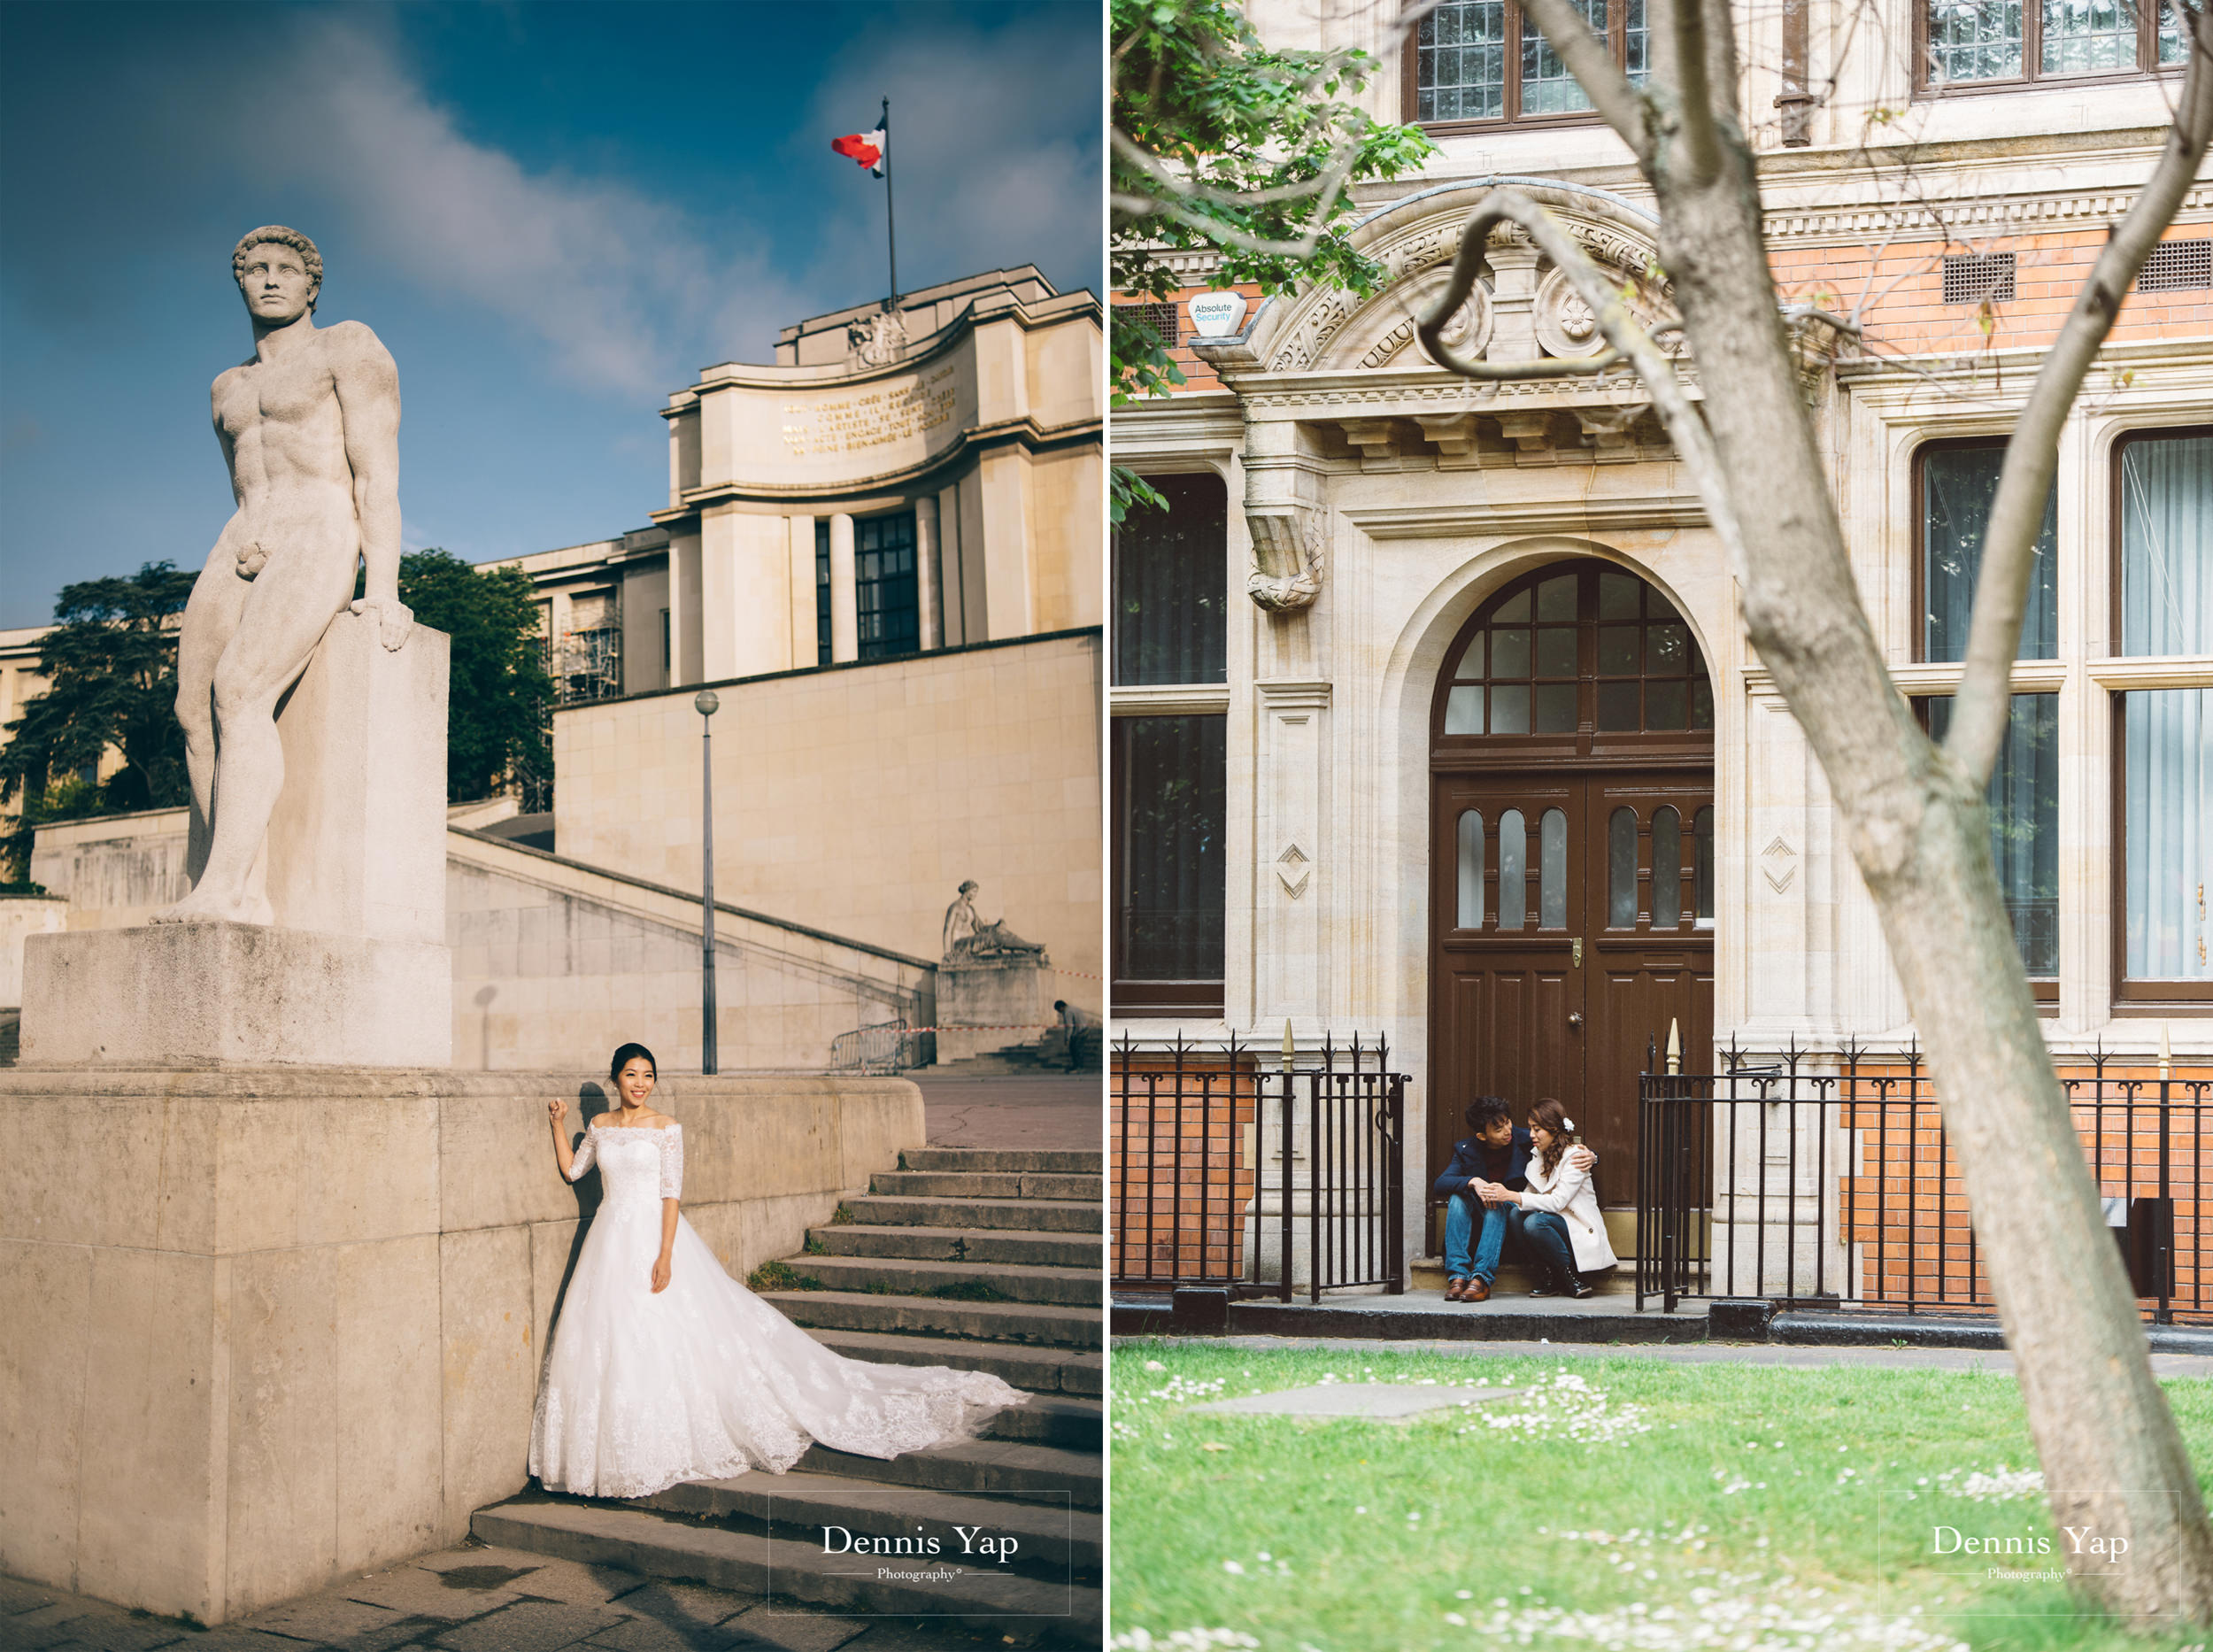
[0,0,1103,628]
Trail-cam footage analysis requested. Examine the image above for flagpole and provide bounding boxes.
[882,95,898,310]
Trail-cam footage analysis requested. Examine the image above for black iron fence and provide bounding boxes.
[1639,1038,2208,1324]
[1112,1031,1408,1301]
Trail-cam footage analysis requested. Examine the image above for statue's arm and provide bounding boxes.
[211,376,241,507]
[333,325,403,606]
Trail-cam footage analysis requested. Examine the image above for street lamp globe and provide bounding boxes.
[695,690,720,718]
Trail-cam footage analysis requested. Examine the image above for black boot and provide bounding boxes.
[1565,1270,1595,1299]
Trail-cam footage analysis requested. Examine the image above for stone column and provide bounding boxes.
[787,515,819,668]
[1254,679,1330,1022]
[938,482,969,646]
[829,513,859,663]
[915,496,943,651]
[977,449,1034,642]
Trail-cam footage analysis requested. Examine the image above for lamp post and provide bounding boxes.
[695,689,721,1075]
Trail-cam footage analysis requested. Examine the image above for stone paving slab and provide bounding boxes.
[3,1534,1018,1652]
[1182,1379,1523,1420]
[718,1604,867,1652]
[913,1077,1099,1152]
[428,1598,632,1651]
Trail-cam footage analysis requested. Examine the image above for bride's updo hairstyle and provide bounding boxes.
[609,1042,658,1083]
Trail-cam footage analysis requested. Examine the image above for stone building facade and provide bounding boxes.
[1110,0,2212,1297]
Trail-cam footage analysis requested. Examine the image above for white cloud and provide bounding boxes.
[253,17,806,393]
[801,13,1104,302]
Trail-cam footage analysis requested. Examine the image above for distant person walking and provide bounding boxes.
[1054,1000,1095,1069]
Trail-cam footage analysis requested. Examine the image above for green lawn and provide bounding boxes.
[1109,1341,2213,1652]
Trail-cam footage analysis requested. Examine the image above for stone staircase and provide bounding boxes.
[474,1146,1102,1645]
[929,1028,1102,1076]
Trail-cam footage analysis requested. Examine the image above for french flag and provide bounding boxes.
[831,123,885,177]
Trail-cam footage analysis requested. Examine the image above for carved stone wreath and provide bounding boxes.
[1246,506,1326,613]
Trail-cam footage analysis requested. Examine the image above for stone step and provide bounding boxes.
[978,1394,1100,1450]
[810,1222,1100,1270]
[778,1253,1099,1307]
[840,1193,1102,1233]
[1409,1257,1637,1297]
[867,1170,1101,1201]
[898,1146,1104,1176]
[472,1494,1098,1646]
[639,1467,1102,1581]
[789,1437,1101,1510]
[763,1290,1101,1348]
[806,1328,1104,1398]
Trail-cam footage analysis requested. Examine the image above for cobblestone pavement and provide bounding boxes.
[0,1541,1039,1652]
[913,1076,1099,1152]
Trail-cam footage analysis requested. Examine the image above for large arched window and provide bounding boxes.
[1435,560,1715,748]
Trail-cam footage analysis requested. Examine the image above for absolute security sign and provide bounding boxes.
[1186,290,1248,338]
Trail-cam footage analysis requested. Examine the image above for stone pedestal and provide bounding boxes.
[936,954,1049,1061]
[20,922,451,1067]
[0,1067,926,1627]
[262,609,448,945]
[17,613,451,1068]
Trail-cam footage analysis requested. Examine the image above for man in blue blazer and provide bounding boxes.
[1433,1097,1593,1301]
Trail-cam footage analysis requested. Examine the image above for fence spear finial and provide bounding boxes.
[1283,1018,1295,1077]
[2159,1021,2171,1083]
[1666,1018,1682,1077]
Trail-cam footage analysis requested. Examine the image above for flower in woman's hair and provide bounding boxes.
[1560,1115,1576,1132]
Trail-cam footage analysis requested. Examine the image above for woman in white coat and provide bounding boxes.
[1499,1097,1618,1297]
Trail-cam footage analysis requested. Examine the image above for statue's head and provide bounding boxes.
[232,226,322,323]
[959,879,980,896]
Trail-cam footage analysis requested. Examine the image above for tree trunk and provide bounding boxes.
[1648,112,2213,1621]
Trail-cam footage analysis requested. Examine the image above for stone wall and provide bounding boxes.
[0,1066,922,1625]
[552,629,1104,1008]
[25,814,941,1071]
[0,892,67,1008]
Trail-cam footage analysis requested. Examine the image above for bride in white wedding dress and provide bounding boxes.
[528,1042,1029,1500]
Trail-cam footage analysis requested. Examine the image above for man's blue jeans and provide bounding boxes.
[1444,1190,1512,1282]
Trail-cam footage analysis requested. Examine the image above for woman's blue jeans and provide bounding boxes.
[1514,1207,1577,1284]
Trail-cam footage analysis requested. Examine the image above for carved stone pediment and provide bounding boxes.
[1229,179,1675,380]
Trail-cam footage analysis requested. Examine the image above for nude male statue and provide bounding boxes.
[154,227,413,925]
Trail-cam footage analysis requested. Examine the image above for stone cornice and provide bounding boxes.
[656,414,1100,516]
[1340,492,1708,541]
[1109,684,1233,716]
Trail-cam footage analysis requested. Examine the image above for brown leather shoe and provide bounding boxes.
[1462,1277,1492,1302]
[1445,1277,1468,1301]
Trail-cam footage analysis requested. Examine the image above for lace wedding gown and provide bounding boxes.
[528,1122,1028,1499]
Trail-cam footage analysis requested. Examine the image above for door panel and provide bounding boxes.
[1430,769,1712,1208]
[1430,775,1585,1179]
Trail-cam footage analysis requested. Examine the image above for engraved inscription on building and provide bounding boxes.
[780,366,959,458]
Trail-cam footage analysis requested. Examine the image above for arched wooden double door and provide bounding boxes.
[1429,560,1716,1213]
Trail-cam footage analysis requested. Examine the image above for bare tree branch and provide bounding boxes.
[1662,0,1725,188]
[1415,189,1747,575]
[1518,0,1656,165]
[1944,4,2213,788]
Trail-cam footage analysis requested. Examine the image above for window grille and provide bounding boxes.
[1122,301,1180,347]
[1942,251,2016,305]
[2138,237,2213,292]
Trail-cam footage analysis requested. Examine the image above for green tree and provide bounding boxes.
[1110,0,1435,521]
[0,561,195,883]
[385,550,554,806]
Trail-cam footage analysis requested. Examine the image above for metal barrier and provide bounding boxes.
[1112,1031,1407,1301]
[1638,1037,2208,1324]
[829,1018,922,1074]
